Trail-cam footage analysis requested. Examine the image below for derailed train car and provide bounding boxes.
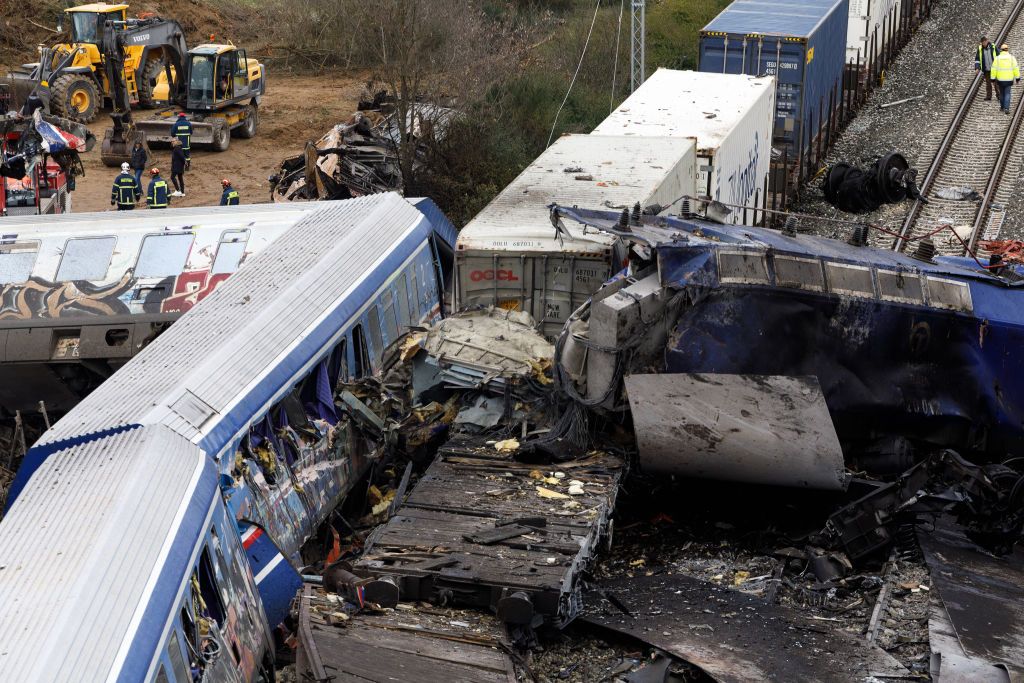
[0,194,456,682]
[0,204,319,414]
[551,205,1024,489]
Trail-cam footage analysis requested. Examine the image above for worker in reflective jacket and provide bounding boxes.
[220,178,239,206]
[992,43,1021,114]
[147,168,170,209]
[110,162,141,210]
[170,112,193,168]
[976,37,998,101]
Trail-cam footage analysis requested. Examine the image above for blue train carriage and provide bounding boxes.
[0,194,456,682]
[699,0,850,167]
[551,205,1024,472]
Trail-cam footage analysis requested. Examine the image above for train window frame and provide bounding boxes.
[381,289,400,341]
[167,631,189,683]
[211,229,250,275]
[56,235,116,282]
[352,325,371,378]
[135,233,195,278]
[197,545,226,625]
[154,664,169,683]
[333,338,349,383]
[0,239,40,285]
[406,264,420,322]
[396,273,410,326]
[367,306,384,361]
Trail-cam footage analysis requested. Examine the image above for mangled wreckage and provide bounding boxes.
[269,103,457,202]
[550,204,1023,541]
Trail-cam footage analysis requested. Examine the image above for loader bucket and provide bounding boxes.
[101,129,149,168]
[1,71,38,113]
[135,117,218,147]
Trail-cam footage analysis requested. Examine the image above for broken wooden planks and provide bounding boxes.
[297,584,517,683]
[353,434,624,627]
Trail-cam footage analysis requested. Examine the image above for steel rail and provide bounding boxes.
[971,70,1024,252]
[894,0,1024,251]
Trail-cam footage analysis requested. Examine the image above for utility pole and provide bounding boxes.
[630,0,646,92]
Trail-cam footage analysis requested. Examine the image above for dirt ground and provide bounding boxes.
[69,72,366,212]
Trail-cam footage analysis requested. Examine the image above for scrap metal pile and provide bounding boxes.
[274,199,1024,680]
[0,108,92,190]
[269,100,456,202]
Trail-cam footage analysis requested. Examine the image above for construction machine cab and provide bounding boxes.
[185,45,258,111]
[64,4,128,45]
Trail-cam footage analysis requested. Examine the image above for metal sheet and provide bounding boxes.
[624,373,848,490]
[918,518,1024,680]
[583,574,910,682]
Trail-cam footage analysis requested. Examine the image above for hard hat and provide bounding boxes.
[221,178,231,187]
[121,162,130,173]
[150,167,160,176]
[177,111,187,116]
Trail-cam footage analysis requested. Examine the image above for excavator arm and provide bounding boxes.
[99,16,188,165]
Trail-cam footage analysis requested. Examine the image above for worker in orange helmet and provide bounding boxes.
[220,178,239,206]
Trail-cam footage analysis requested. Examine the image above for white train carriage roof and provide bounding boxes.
[0,425,217,683]
[27,194,452,464]
[0,202,318,237]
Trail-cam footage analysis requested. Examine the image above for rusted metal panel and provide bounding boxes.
[583,573,911,682]
[918,519,1024,679]
[624,373,848,490]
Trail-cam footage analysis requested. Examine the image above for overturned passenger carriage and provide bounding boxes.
[0,194,456,682]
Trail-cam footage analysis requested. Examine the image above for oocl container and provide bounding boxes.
[699,0,850,161]
[592,69,775,225]
[455,134,696,338]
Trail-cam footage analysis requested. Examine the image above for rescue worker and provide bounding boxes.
[992,43,1021,114]
[170,112,193,168]
[110,162,141,210]
[976,37,998,101]
[170,138,186,197]
[146,167,170,209]
[129,140,147,188]
[220,178,239,206]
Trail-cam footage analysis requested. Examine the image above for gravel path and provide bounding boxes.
[792,0,1024,245]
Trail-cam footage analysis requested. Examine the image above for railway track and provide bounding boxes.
[895,0,1024,256]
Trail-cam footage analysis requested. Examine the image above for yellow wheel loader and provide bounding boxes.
[11,3,187,122]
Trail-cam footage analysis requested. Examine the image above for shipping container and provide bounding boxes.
[592,69,775,225]
[699,0,850,162]
[846,0,902,66]
[456,134,697,338]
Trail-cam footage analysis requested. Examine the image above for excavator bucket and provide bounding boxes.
[101,128,149,168]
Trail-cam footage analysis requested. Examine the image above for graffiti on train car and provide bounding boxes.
[0,269,241,320]
[0,273,137,319]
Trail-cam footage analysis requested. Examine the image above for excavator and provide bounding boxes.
[10,3,188,122]
[10,3,263,166]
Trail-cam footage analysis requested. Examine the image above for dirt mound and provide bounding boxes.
[0,0,253,68]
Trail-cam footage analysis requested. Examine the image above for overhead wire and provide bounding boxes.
[546,0,603,149]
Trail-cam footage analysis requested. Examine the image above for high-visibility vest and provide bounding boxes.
[992,52,1020,81]
[111,173,138,206]
[148,178,169,208]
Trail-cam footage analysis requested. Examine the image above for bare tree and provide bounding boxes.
[355,0,507,190]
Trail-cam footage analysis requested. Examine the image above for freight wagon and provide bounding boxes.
[592,69,775,225]
[699,0,850,168]
[455,134,696,338]
[846,0,903,66]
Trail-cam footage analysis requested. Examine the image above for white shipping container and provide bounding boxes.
[456,134,697,337]
[592,69,775,226]
[846,0,902,66]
